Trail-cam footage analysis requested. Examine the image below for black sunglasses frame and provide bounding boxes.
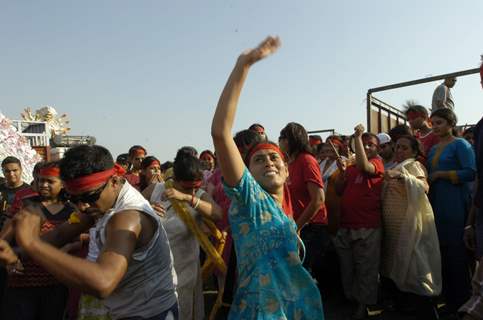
[67,183,108,204]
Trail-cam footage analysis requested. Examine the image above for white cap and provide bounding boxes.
[376,132,391,145]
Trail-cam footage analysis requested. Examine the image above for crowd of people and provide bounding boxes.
[0,37,481,320]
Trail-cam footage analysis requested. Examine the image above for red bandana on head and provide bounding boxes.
[252,126,264,134]
[327,138,344,149]
[146,159,161,169]
[64,164,126,194]
[309,136,322,146]
[200,153,214,162]
[39,167,60,177]
[246,143,286,164]
[134,149,146,157]
[179,180,203,190]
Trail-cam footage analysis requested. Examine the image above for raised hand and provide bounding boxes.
[238,36,281,66]
[336,158,347,173]
[354,124,365,138]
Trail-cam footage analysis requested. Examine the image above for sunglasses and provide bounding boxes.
[67,183,107,204]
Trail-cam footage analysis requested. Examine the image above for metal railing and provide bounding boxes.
[367,67,481,133]
[10,120,50,147]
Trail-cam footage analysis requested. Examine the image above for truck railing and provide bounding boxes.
[367,67,481,133]
[10,120,50,147]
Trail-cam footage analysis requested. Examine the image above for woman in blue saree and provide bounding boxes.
[427,108,476,315]
[211,36,324,319]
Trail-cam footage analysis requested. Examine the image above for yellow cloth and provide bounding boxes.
[164,177,227,277]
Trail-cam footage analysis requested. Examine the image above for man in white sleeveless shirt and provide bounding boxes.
[0,145,178,320]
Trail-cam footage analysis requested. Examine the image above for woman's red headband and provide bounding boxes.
[134,149,146,157]
[179,180,203,190]
[328,138,344,149]
[246,143,286,164]
[200,152,215,161]
[64,164,126,194]
[147,159,161,169]
[309,137,322,146]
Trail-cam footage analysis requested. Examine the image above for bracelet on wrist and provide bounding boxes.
[464,225,474,230]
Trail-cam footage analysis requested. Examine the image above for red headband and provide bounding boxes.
[407,111,427,121]
[64,164,126,194]
[178,180,203,190]
[252,126,264,134]
[134,149,145,157]
[200,154,214,161]
[147,159,161,169]
[328,138,344,149]
[39,167,60,177]
[309,137,322,146]
[246,143,286,163]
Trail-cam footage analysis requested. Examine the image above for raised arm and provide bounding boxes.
[211,36,281,187]
[353,124,377,174]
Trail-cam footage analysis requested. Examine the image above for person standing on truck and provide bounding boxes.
[432,77,456,111]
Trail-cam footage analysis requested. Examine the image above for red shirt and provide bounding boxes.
[288,152,327,225]
[416,131,439,157]
[124,173,141,190]
[340,157,384,229]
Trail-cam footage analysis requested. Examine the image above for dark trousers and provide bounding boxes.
[0,268,6,310]
[300,224,331,290]
[381,277,439,320]
[213,243,237,320]
[1,285,68,320]
[440,242,472,312]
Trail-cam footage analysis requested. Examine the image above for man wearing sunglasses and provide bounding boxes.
[0,145,178,320]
